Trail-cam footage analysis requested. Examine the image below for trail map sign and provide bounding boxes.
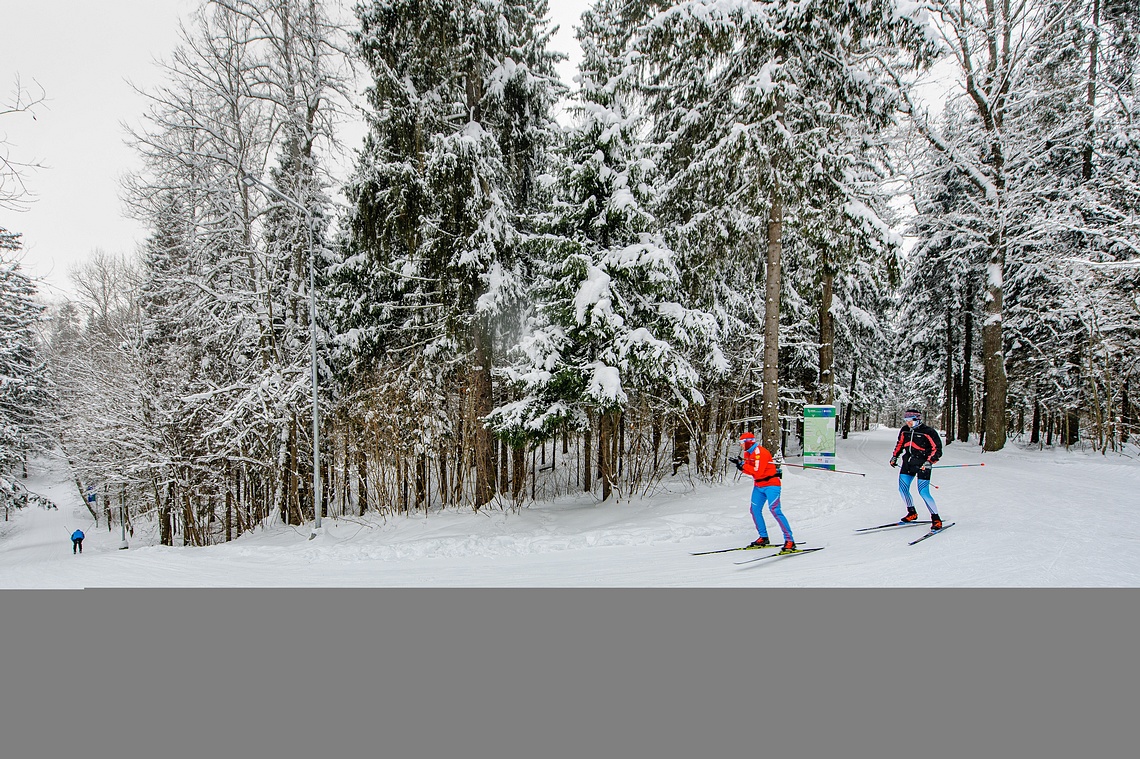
[803,405,837,471]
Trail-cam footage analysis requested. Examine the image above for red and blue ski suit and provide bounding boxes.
[740,438,794,543]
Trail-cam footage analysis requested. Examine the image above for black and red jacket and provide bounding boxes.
[892,423,943,477]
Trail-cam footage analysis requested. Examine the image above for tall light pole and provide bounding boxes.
[240,171,322,536]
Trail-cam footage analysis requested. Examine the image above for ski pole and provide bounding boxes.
[931,463,985,469]
[729,457,866,477]
[781,462,866,477]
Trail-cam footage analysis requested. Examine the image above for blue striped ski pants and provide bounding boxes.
[899,473,937,513]
[750,485,794,542]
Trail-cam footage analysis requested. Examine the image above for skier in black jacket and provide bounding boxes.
[890,409,945,531]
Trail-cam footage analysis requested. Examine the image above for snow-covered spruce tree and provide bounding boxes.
[335,0,563,510]
[2,84,51,514]
[487,0,708,500]
[634,0,936,453]
[0,237,51,513]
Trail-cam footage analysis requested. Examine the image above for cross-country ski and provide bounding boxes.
[908,523,957,546]
[735,547,826,565]
[854,520,932,532]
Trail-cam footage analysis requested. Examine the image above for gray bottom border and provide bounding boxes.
[3,589,1136,758]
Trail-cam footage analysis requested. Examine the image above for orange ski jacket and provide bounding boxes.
[742,441,781,487]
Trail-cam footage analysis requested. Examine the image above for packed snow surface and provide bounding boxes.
[2,428,1136,587]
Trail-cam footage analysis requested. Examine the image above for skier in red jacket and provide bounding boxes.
[733,431,796,552]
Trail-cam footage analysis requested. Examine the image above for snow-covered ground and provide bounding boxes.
[2,427,1137,587]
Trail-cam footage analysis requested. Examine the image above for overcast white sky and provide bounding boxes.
[2,1,589,298]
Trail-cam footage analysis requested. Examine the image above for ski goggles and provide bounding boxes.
[903,413,921,423]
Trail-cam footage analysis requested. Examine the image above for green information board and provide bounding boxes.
[803,405,837,471]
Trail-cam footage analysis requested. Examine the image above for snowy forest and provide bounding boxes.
[2,0,1137,546]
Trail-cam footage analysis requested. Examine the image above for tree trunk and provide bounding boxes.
[357,444,368,515]
[957,300,974,442]
[981,237,1008,451]
[1084,0,1100,182]
[225,464,233,543]
[583,421,593,492]
[1064,410,1080,447]
[944,306,955,438]
[762,194,783,452]
[652,419,661,472]
[842,365,857,440]
[182,489,193,547]
[1126,378,1135,444]
[599,411,619,502]
[817,262,835,405]
[286,416,301,524]
[671,418,690,475]
[416,453,427,509]
[618,412,625,479]
[471,318,496,509]
[1031,395,1041,445]
[598,413,611,501]
[157,479,171,546]
[511,443,525,503]
[500,438,510,495]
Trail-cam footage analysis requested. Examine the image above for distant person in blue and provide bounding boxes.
[71,529,85,554]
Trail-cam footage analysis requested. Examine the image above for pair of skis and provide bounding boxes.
[855,519,956,545]
[690,542,801,556]
[691,543,825,565]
